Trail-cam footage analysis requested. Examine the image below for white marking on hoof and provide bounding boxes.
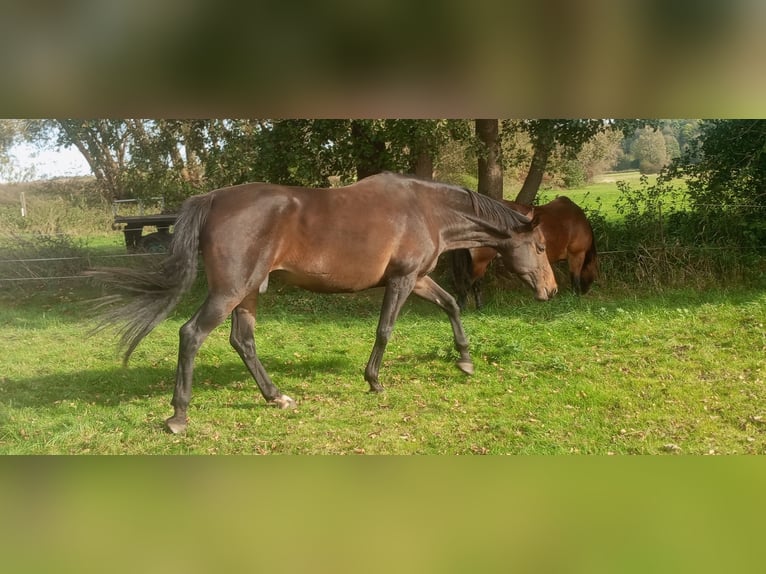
[165,417,188,434]
[272,394,296,409]
[457,361,475,375]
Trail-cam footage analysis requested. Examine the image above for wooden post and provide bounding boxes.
[20,192,27,217]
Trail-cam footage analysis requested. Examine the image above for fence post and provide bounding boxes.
[20,192,27,217]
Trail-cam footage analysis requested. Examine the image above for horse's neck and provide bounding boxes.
[439,200,508,251]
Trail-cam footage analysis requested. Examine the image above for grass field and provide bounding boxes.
[2,275,765,454]
[537,170,659,216]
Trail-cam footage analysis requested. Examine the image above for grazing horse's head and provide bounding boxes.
[496,213,558,301]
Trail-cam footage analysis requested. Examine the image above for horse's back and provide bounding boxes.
[537,196,593,254]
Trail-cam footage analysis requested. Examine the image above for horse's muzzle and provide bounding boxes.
[536,286,558,301]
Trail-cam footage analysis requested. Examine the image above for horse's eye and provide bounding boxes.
[536,243,546,254]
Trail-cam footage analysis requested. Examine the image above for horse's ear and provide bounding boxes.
[529,210,541,229]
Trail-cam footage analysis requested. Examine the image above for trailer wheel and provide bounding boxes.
[138,232,171,253]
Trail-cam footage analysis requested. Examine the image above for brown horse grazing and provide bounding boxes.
[88,173,557,433]
[452,196,597,310]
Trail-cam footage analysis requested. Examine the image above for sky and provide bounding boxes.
[1,142,92,183]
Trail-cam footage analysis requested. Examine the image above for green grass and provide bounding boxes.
[537,169,648,217]
[2,278,765,454]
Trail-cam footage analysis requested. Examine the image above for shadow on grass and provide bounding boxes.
[0,353,363,411]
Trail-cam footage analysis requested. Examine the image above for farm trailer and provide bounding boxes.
[111,198,177,252]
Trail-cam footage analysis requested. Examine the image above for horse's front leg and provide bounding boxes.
[364,275,416,392]
[413,276,474,375]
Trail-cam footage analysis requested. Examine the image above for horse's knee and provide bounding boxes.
[229,322,250,354]
[375,323,394,344]
[178,321,200,354]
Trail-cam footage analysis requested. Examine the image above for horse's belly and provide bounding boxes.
[272,265,385,294]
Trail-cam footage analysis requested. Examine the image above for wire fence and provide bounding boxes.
[0,245,165,284]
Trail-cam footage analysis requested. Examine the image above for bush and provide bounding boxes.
[594,173,766,288]
[0,177,111,237]
[559,159,587,188]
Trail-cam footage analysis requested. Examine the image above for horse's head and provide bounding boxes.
[496,213,558,301]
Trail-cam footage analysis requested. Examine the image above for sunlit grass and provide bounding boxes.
[537,169,646,217]
[2,279,765,454]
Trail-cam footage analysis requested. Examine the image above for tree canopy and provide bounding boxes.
[27,119,472,206]
[666,119,766,210]
[22,118,766,212]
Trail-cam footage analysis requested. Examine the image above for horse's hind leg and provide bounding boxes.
[166,295,234,434]
[365,274,417,392]
[414,276,474,375]
[229,296,295,410]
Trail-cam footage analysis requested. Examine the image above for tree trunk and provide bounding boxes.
[411,149,433,179]
[475,119,502,200]
[516,124,555,205]
[351,120,387,180]
[65,125,123,200]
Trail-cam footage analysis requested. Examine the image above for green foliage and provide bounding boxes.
[614,175,686,243]
[38,119,475,204]
[669,119,766,210]
[630,127,669,174]
[20,118,694,208]
[615,120,698,172]
[589,171,766,288]
[558,159,587,188]
[0,177,111,236]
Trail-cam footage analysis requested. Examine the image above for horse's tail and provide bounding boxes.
[86,193,213,364]
[450,248,474,310]
[579,227,598,294]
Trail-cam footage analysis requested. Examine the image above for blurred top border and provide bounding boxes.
[2,0,765,118]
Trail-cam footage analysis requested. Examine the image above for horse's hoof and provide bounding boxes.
[457,360,475,375]
[271,394,296,409]
[368,383,385,393]
[165,416,188,434]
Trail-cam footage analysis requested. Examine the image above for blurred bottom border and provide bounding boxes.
[1,456,764,573]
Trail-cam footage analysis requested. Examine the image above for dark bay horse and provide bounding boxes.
[452,196,597,309]
[89,173,557,433]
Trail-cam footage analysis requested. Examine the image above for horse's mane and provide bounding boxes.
[375,172,532,233]
[460,186,532,233]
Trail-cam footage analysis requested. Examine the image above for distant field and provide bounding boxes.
[537,170,651,217]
